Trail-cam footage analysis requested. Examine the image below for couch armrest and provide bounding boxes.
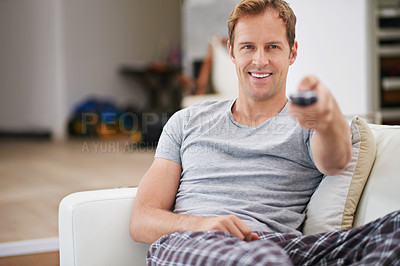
[58,187,149,266]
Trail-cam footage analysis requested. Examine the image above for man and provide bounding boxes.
[130,0,400,265]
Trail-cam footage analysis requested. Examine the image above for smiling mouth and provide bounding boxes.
[249,72,272,79]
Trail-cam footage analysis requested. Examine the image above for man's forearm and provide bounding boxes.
[130,206,196,244]
[130,206,257,244]
[311,101,351,176]
[288,76,352,176]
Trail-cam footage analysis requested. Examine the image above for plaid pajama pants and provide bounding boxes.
[147,210,400,265]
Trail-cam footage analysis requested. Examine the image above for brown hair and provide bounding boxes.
[228,0,296,49]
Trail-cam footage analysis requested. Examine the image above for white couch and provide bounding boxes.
[58,123,400,266]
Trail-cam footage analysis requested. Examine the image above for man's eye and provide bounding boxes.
[269,45,278,49]
[244,45,253,49]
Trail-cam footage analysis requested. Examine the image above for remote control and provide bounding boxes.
[289,91,318,106]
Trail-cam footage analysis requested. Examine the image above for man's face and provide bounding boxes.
[228,8,297,102]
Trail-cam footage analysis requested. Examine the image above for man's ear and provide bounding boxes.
[289,41,298,65]
[227,40,236,63]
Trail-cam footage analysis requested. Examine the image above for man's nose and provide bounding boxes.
[252,49,269,67]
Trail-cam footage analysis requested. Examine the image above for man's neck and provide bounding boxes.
[232,96,288,127]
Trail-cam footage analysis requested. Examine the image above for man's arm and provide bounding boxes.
[288,75,352,176]
[130,158,258,244]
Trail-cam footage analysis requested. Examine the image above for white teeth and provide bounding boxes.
[250,73,271,78]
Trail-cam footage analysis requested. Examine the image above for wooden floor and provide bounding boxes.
[0,138,154,243]
[0,251,59,266]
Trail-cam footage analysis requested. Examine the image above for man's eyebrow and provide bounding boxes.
[237,41,254,46]
[266,41,284,46]
[236,41,285,46]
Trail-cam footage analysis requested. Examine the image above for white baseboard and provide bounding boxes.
[0,237,59,257]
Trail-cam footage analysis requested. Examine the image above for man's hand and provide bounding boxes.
[288,75,352,176]
[288,75,335,131]
[189,215,258,242]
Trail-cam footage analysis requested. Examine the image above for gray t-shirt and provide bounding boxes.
[155,100,323,235]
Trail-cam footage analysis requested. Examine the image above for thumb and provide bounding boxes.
[251,232,259,241]
[299,75,319,92]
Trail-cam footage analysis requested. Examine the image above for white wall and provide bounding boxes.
[0,0,55,133]
[0,0,181,140]
[286,0,371,116]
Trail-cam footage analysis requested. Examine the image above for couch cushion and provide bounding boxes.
[302,116,376,235]
[353,123,400,227]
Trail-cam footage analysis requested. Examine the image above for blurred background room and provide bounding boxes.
[0,0,399,265]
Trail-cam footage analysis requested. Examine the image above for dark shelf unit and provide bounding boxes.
[375,0,400,124]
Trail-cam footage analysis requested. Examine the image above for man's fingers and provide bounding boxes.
[298,75,319,92]
[251,232,259,241]
[203,215,256,241]
[226,223,246,241]
[231,216,255,242]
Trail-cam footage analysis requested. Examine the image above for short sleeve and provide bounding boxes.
[304,129,316,165]
[155,110,184,164]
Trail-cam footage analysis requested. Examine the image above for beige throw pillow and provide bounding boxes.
[302,116,376,235]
